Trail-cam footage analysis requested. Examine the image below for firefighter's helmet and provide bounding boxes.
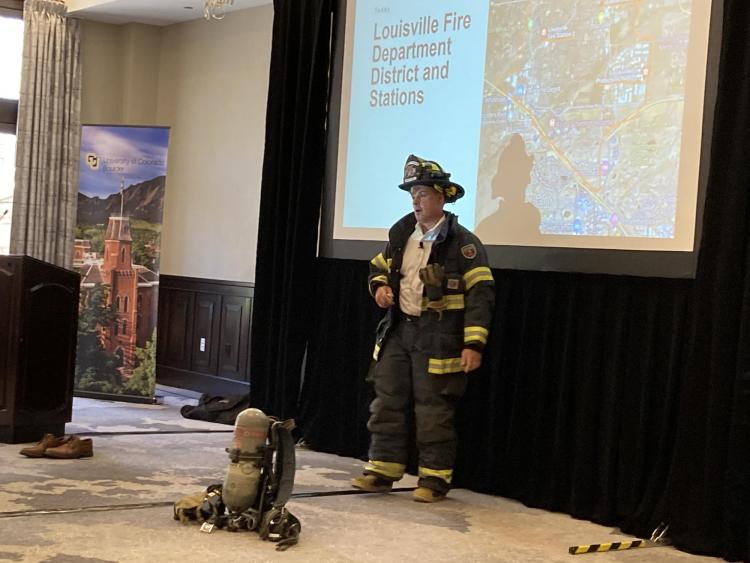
[398,154,465,203]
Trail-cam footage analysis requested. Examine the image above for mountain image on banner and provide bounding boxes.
[77,176,165,225]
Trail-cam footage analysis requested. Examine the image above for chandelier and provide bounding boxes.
[204,0,234,21]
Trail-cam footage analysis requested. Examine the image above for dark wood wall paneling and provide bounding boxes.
[156,275,253,396]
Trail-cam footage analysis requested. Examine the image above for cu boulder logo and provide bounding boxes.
[86,152,99,171]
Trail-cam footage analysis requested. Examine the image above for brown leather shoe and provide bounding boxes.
[44,436,93,459]
[19,434,71,458]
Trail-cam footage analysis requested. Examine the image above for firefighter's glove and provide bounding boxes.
[173,491,207,523]
[419,263,445,301]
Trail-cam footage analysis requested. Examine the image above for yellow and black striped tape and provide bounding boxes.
[568,540,645,555]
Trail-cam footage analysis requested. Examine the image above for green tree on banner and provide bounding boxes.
[123,328,157,396]
[75,284,122,393]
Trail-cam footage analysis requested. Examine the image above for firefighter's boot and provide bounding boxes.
[351,474,393,493]
[412,486,447,503]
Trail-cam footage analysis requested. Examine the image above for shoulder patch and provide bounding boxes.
[461,244,477,259]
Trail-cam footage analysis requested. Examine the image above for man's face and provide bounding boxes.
[410,185,445,225]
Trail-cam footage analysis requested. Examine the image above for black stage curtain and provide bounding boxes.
[249,0,333,419]
[293,1,750,560]
[663,0,750,557]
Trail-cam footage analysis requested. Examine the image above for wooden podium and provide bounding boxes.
[0,255,80,443]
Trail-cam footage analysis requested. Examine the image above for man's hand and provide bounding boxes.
[461,348,482,373]
[375,285,394,308]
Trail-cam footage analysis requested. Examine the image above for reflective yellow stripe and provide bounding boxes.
[369,276,388,297]
[428,357,463,374]
[464,326,489,337]
[464,326,489,345]
[463,267,493,290]
[372,344,381,360]
[467,274,494,290]
[365,460,405,480]
[445,294,465,310]
[421,294,465,311]
[446,294,462,301]
[418,466,453,483]
[370,253,388,271]
[386,258,392,269]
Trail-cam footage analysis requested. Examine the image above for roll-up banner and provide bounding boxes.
[73,125,170,403]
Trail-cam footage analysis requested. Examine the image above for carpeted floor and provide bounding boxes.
[0,397,721,562]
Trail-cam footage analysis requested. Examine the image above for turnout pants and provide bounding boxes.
[366,315,467,491]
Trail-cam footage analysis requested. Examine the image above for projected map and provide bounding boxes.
[475,0,692,243]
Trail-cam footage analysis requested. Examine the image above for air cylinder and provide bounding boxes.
[222,408,269,513]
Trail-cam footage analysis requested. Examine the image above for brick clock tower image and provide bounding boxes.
[74,184,159,374]
[101,215,138,368]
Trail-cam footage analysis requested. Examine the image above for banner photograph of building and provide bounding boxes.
[73,125,169,399]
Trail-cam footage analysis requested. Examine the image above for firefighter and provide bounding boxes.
[352,155,495,502]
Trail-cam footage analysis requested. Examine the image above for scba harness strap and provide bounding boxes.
[259,507,301,551]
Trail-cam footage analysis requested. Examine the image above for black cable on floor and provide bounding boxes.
[0,502,175,518]
[70,430,233,436]
[290,487,416,499]
[0,488,418,519]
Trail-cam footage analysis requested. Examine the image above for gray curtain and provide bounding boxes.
[10,0,81,269]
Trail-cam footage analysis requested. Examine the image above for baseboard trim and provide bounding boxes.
[156,365,250,396]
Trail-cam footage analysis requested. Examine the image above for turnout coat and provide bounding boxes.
[368,212,495,374]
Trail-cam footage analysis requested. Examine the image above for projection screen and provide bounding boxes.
[322,0,721,277]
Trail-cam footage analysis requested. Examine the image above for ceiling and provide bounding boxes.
[67,0,271,26]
